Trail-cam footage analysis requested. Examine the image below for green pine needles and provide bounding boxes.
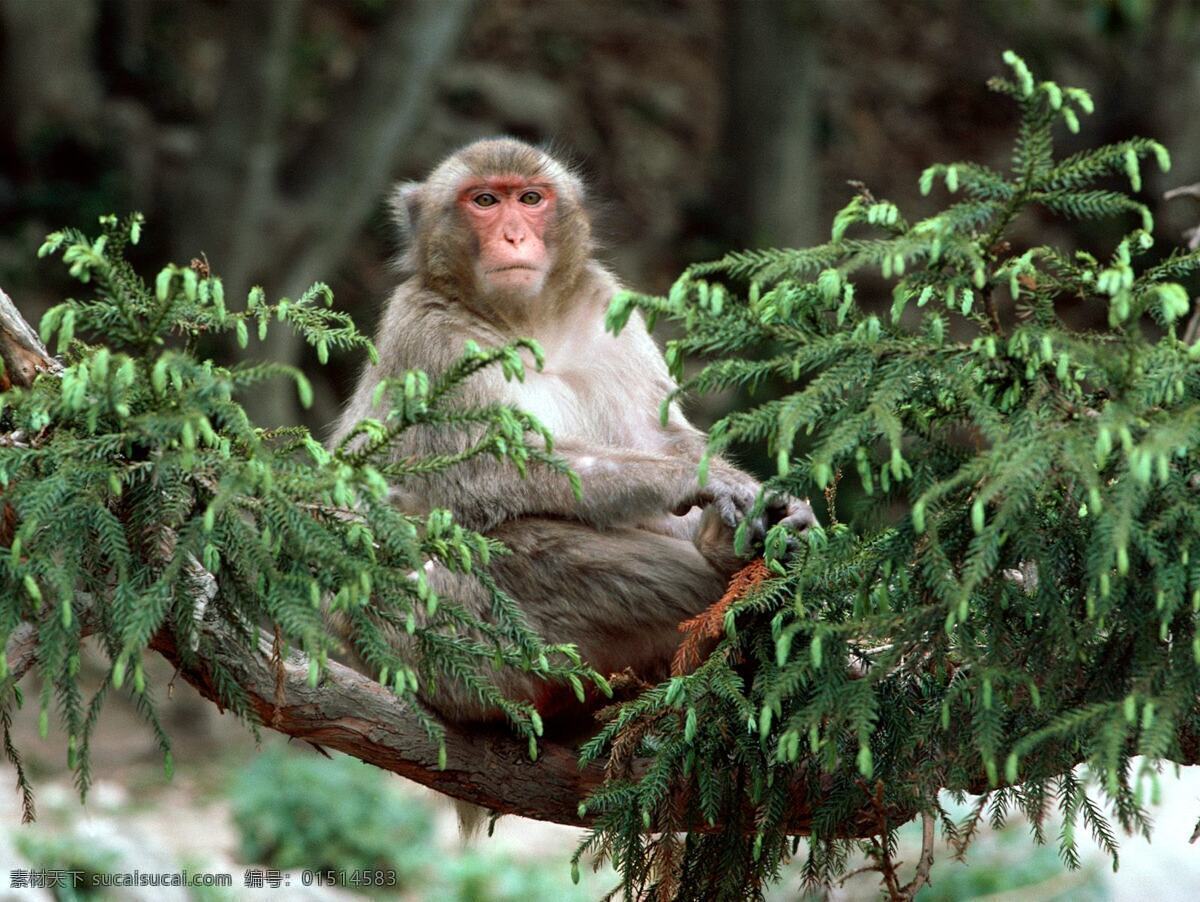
[586,52,1200,898]
[0,214,599,819]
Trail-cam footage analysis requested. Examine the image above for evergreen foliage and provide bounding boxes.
[0,214,600,818]
[583,52,1200,899]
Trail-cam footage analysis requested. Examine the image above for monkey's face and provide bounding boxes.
[458,177,556,301]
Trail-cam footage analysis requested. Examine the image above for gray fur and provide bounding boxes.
[332,139,814,722]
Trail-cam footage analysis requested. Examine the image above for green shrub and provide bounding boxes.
[13,832,119,901]
[230,746,433,881]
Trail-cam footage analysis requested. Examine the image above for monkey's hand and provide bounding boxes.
[672,465,763,535]
[766,494,818,533]
[762,493,819,559]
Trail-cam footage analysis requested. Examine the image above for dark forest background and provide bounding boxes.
[3,0,1199,435]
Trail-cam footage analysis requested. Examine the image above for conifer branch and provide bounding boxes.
[0,582,861,834]
[597,53,1200,897]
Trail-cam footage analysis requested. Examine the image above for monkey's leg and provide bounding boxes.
[641,505,746,576]
[423,517,731,721]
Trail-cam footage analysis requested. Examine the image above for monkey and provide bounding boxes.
[331,138,815,723]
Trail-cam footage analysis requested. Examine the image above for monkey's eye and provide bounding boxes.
[518,190,543,205]
[473,193,499,207]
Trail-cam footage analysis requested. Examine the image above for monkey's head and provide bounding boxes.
[393,139,592,319]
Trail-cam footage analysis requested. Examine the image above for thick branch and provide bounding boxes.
[4,610,99,683]
[148,622,615,827]
[4,623,38,683]
[0,286,58,389]
[149,612,892,833]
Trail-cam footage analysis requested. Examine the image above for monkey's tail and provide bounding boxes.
[454,799,491,840]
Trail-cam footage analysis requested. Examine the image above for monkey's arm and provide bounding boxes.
[334,306,759,532]
[409,436,758,534]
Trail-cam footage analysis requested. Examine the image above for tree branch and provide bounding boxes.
[0,285,59,390]
[898,812,936,900]
[148,618,618,827]
[280,0,478,285]
[0,0,103,144]
[4,623,39,684]
[4,609,99,683]
[171,0,304,300]
[193,0,477,427]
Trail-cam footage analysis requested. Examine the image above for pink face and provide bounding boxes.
[459,176,556,297]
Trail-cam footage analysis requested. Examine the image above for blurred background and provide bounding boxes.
[2,0,1200,898]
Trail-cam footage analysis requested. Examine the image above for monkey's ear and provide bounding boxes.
[390,182,424,238]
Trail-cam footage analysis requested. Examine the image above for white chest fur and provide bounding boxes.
[502,328,667,451]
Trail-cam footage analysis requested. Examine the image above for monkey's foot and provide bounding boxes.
[589,668,655,724]
[606,667,653,700]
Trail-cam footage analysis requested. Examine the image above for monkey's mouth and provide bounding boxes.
[486,264,540,274]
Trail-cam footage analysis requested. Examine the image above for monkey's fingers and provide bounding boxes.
[766,494,818,531]
[714,480,759,528]
[744,515,770,550]
[672,488,716,516]
[760,495,817,558]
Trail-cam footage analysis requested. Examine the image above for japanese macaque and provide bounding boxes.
[332,138,814,722]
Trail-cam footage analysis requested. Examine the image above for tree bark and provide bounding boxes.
[0,286,59,389]
[148,622,620,827]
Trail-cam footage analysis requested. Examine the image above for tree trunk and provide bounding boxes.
[169,0,478,429]
[723,0,820,249]
[0,0,103,144]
